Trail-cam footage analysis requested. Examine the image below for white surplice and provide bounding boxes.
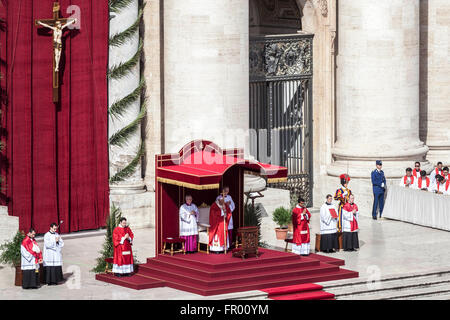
[398,175,417,189]
[43,231,64,267]
[179,203,199,236]
[319,203,338,235]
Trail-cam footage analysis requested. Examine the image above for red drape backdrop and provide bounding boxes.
[0,0,109,234]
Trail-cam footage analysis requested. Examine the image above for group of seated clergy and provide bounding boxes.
[399,161,450,195]
[178,186,235,254]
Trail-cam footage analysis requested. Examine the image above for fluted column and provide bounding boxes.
[420,0,450,165]
[108,0,145,195]
[163,0,249,154]
[328,0,431,178]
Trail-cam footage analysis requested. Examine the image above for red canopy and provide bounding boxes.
[156,143,287,190]
[154,140,288,255]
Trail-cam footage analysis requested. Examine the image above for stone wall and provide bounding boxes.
[0,206,19,245]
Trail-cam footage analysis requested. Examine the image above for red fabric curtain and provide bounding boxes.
[0,0,109,233]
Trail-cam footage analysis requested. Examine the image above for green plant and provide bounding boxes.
[0,230,26,267]
[243,198,263,245]
[272,207,292,228]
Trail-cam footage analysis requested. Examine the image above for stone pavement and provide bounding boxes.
[1,213,450,300]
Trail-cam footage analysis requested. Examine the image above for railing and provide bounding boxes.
[249,33,314,206]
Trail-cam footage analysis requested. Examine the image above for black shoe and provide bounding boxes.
[114,273,122,278]
[372,217,377,220]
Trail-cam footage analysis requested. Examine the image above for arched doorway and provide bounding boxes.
[249,0,314,205]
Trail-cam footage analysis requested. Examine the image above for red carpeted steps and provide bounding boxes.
[95,273,166,290]
[262,283,336,300]
[95,248,358,296]
[308,253,345,266]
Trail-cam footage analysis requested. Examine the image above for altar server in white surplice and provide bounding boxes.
[216,186,235,246]
[399,168,416,188]
[429,162,443,184]
[21,228,42,289]
[342,194,360,251]
[414,170,433,192]
[43,222,65,285]
[319,194,339,253]
[411,162,422,179]
[179,194,199,253]
[432,175,448,195]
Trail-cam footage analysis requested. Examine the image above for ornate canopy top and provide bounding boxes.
[156,140,287,190]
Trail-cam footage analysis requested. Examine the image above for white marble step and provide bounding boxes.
[409,293,450,300]
[331,272,450,300]
[348,283,450,300]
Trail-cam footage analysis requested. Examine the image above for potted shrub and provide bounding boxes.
[0,230,26,286]
[272,207,292,240]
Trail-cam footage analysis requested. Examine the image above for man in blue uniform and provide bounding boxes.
[371,160,386,220]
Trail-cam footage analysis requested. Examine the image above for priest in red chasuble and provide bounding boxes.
[292,197,311,256]
[112,217,134,277]
[209,196,232,253]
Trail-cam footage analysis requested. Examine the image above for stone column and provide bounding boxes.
[163,0,249,154]
[0,206,18,245]
[143,0,162,192]
[324,0,432,216]
[109,0,145,195]
[420,0,450,166]
[328,0,431,179]
[109,0,153,228]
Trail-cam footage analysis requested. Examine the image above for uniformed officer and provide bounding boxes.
[371,160,386,220]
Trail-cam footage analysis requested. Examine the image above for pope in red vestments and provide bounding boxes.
[209,196,232,253]
[112,217,134,276]
[292,198,311,256]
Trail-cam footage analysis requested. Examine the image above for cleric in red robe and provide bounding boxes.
[112,217,134,277]
[292,197,311,256]
[209,196,232,253]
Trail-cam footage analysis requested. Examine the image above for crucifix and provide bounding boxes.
[35,2,77,103]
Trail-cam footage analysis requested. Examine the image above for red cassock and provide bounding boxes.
[113,226,134,266]
[22,236,42,263]
[292,206,311,245]
[209,202,232,247]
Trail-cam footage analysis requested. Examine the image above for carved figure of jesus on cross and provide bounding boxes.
[35,2,77,102]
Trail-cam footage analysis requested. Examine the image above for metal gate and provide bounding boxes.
[249,33,313,206]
